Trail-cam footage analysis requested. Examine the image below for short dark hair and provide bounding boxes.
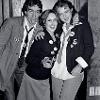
[22,0,42,15]
[53,0,77,20]
[39,9,60,27]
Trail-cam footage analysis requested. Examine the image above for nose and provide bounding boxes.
[51,21,56,26]
[32,11,40,18]
[32,12,36,18]
[62,14,67,19]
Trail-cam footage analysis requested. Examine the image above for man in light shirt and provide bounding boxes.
[0,0,43,100]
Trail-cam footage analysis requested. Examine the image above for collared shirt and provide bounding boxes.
[51,30,75,80]
[19,17,37,57]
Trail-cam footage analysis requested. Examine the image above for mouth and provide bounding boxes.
[63,18,70,23]
[50,26,56,30]
[63,17,69,21]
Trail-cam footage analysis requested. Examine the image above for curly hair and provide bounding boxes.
[53,0,77,24]
[22,0,42,15]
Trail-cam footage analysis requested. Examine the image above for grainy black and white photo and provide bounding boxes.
[0,0,99,100]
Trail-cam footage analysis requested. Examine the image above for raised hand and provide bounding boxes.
[35,31,45,40]
[41,57,52,68]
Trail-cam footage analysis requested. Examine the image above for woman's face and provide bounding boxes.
[57,5,72,24]
[45,13,58,34]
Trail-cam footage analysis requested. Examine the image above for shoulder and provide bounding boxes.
[78,17,91,28]
[2,17,23,26]
[80,20,92,33]
[74,20,91,31]
[6,16,22,22]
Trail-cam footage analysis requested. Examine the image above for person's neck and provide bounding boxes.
[27,18,38,29]
[66,23,71,26]
[28,21,37,29]
[47,31,56,42]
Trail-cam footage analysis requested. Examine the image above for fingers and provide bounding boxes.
[41,57,52,68]
[43,63,52,68]
[35,32,45,40]
[35,35,41,40]
[42,57,49,63]
[40,32,45,39]
[71,64,82,76]
[41,35,44,39]
[43,57,52,64]
[73,13,79,25]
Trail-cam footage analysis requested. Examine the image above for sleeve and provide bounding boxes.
[0,18,12,58]
[76,56,88,68]
[25,39,44,66]
[83,21,94,62]
[76,21,94,68]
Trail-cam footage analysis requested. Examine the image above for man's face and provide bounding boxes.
[57,5,72,24]
[25,5,41,26]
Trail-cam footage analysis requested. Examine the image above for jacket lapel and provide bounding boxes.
[28,34,34,50]
[28,23,40,52]
[18,17,24,40]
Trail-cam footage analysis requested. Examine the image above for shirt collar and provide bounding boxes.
[23,17,37,30]
[23,17,29,30]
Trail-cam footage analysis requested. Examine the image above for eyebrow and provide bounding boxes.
[28,8,41,11]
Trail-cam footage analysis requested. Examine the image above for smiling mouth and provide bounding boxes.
[50,26,56,29]
[64,18,69,21]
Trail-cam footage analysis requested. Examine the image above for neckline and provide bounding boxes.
[44,29,56,42]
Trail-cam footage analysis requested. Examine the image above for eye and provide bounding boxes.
[37,10,41,13]
[28,10,33,13]
[65,10,70,14]
[28,9,41,14]
[47,19,51,22]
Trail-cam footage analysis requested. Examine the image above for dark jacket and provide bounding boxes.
[26,29,60,80]
[66,20,94,73]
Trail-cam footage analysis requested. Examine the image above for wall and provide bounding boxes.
[87,0,100,100]
[12,0,58,16]
[12,0,25,16]
[0,0,10,26]
[88,0,100,45]
[9,0,84,17]
[0,0,3,26]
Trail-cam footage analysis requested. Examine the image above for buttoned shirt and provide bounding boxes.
[19,17,37,57]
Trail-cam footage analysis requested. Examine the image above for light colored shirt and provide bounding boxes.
[51,23,87,80]
[19,17,36,57]
[51,30,75,80]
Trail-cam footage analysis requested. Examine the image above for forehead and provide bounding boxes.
[47,13,57,19]
[57,5,70,13]
[28,5,40,11]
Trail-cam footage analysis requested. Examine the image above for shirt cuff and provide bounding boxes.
[75,57,88,68]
